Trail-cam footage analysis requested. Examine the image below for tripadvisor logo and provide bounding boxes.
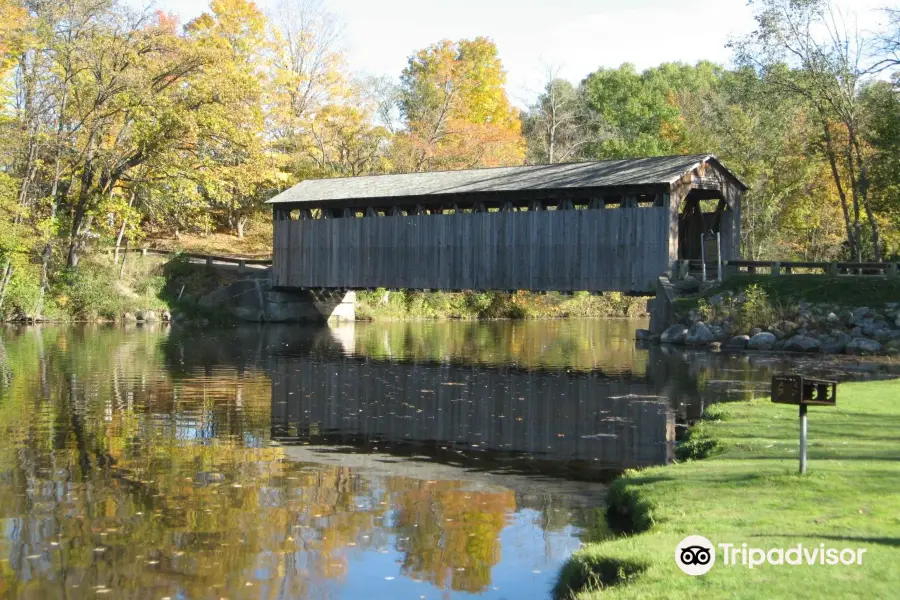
[675,536,868,575]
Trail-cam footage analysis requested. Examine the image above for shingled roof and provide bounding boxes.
[267,154,747,205]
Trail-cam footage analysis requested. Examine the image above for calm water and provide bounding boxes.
[0,320,895,599]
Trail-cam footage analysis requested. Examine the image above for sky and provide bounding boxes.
[136,0,895,106]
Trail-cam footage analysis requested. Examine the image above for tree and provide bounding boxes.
[861,80,900,258]
[733,0,883,261]
[185,0,277,239]
[579,62,721,159]
[51,4,216,266]
[522,68,590,164]
[394,37,525,172]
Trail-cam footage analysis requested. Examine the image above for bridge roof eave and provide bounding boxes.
[268,183,673,212]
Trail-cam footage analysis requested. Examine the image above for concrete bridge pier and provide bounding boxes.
[199,272,355,323]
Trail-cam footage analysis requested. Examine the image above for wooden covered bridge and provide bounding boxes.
[267,155,746,294]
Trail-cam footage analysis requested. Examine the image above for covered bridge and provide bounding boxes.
[267,154,746,294]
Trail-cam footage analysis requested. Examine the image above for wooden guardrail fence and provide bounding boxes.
[103,247,272,270]
[676,259,899,279]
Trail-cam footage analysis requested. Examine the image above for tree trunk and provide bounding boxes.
[0,260,13,315]
[849,130,882,261]
[820,122,857,260]
[236,215,247,239]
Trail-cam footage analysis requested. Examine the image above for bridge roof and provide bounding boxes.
[267,154,746,206]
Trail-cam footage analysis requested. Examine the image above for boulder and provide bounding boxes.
[635,329,652,341]
[784,335,822,353]
[135,310,146,322]
[826,312,839,323]
[709,342,722,352]
[850,327,863,338]
[143,310,158,322]
[162,311,172,322]
[861,323,878,337]
[750,327,763,337]
[780,321,799,335]
[767,327,786,340]
[845,338,883,356]
[726,335,750,349]
[709,324,728,341]
[822,339,848,354]
[748,332,777,350]
[686,322,716,345]
[661,325,689,345]
[123,312,137,323]
[852,306,871,320]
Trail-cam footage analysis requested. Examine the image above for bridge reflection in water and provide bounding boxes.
[269,325,675,478]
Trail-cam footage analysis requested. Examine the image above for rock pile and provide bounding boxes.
[640,302,900,356]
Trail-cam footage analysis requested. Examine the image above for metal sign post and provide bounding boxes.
[771,375,836,474]
[799,404,808,474]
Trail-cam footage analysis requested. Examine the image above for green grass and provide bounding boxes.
[675,275,900,313]
[556,379,900,600]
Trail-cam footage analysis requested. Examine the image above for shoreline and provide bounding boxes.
[554,378,900,599]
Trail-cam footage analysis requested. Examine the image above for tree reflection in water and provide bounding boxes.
[1,321,875,598]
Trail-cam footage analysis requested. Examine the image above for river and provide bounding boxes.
[0,320,894,599]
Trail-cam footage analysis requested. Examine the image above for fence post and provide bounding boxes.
[772,261,781,276]
[827,262,838,277]
[238,259,247,273]
[141,248,147,258]
[205,256,213,267]
[888,263,898,278]
[717,232,723,282]
[701,234,707,282]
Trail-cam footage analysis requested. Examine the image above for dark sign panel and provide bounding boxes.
[772,375,837,406]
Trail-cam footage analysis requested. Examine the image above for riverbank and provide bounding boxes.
[556,378,900,599]
[650,275,900,357]
[356,289,648,320]
[1,253,238,324]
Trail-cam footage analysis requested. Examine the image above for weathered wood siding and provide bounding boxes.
[274,207,669,292]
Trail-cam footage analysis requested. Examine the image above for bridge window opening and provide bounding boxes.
[637,194,658,207]
[289,209,301,220]
[604,196,622,209]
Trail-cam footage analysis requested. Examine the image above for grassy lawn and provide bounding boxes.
[674,275,900,313]
[556,378,900,600]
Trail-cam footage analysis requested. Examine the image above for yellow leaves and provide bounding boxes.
[0,0,28,75]
[398,37,525,172]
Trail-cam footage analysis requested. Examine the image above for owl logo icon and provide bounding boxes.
[675,536,716,575]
